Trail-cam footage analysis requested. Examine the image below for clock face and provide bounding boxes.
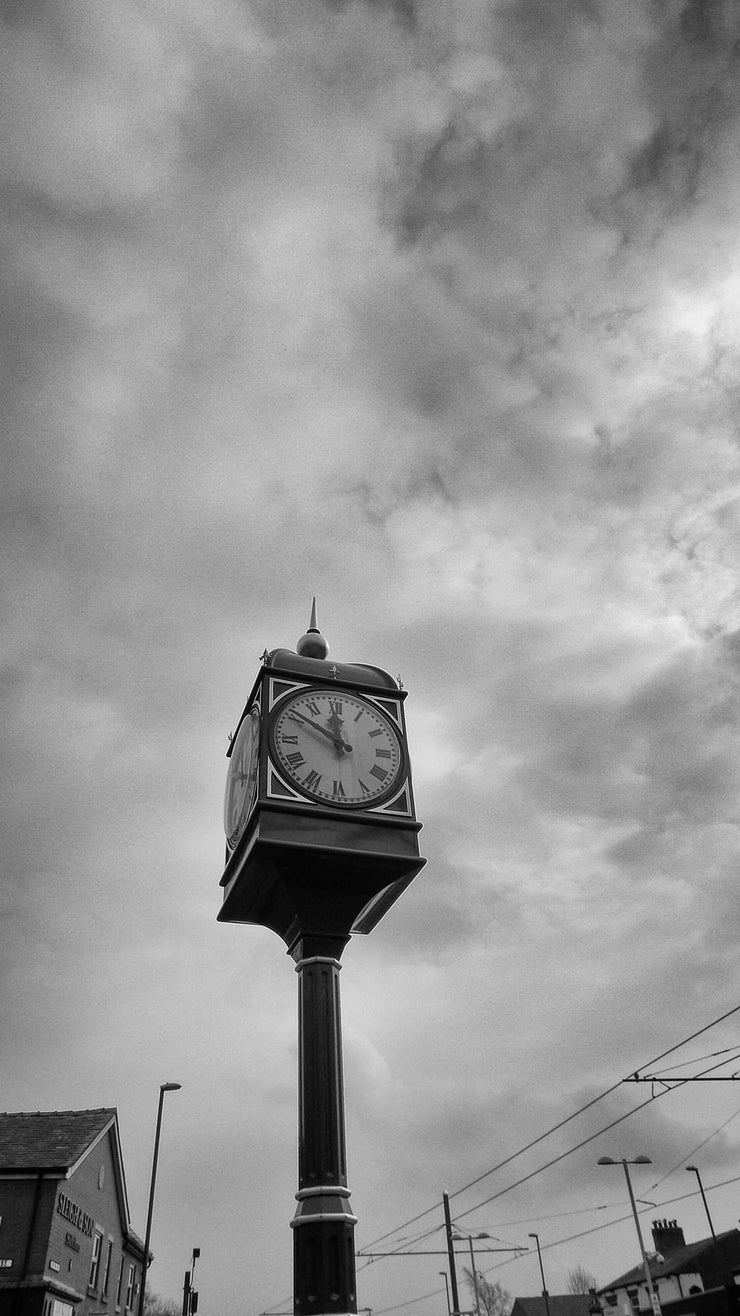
[224,707,260,850]
[270,688,404,808]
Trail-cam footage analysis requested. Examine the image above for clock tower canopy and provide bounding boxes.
[265,599,398,692]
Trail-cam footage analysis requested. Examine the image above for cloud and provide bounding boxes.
[3,2,740,1314]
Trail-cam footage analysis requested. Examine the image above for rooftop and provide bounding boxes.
[601,1230,740,1291]
[512,1296,595,1316]
[0,1108,117,1173]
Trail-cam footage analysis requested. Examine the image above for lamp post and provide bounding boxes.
[138,1083,182,1316]
[452,1232,490,1316]
[686,1166,718,1245]
[528,1233,551,1316]
[598,1157,661,1316]
[182,1247,201,1316]
[440,1272,451,1315]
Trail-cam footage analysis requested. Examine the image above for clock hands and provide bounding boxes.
[287,711,353,754]
[327,706,347,746]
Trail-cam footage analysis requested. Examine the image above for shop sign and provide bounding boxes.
[56,1193,93,1238]
[65,1233,80,1252]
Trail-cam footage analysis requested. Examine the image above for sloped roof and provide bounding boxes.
[0,1109,145,1256]
[512,1295,594,1316]
[600,1231,740,1291]
[0,1109,117,1173]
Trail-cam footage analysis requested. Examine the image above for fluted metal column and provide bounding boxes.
[290,934,357,1316]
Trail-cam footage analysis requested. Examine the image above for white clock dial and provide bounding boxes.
[271,689,403,807]
[224,707,260,849]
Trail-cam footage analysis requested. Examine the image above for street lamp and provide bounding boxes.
[598,1156,661,1316]
[440,1272,452,1315]
[452,1232,490,1316]
[182,1247,201,1316]
[528,1233,552,1316]
[138,1083,182,1316]
[686,1166,718,1245]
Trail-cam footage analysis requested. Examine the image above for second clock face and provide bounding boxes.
[271,688,403,807]
[224,707,260,850]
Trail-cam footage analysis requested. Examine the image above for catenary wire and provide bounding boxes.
[414,1037,735,1236]
[360,1030,738,1264]
[263,1003,740,1311]
[359,1001,740,1255]
[371,1171,740,1316]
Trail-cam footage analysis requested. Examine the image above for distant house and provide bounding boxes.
[598,1219,740,1316]
[511,1295,596,1316]
[0,1109,147,1316]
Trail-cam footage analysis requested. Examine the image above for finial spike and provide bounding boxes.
[296,600,329,659]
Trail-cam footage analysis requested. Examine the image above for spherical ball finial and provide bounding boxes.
[296,597,330,660]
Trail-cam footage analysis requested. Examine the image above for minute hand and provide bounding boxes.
[288,712,352,753]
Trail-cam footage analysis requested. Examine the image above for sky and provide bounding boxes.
[2,1,740,1314]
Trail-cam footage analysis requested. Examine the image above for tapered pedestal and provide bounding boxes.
[291,934,357,1316]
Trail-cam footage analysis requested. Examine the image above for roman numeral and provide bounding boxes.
[305,700,320,717]
[303,769,321,791]
[282,734,299,745]
[375,748,392,759]
[286,751,305,768]
[332,780,345,799]
[359,779,371,795]
[330,699,343,715]
[368,729,383,738]
[353,710,363,722]
[370,764,389,782]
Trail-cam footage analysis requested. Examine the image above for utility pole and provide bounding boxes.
[443,1193,461,1316]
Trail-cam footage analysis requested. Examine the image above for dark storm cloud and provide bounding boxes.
[3,2,740,1314]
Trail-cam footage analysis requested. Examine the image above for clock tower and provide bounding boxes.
[218,604,425,1316]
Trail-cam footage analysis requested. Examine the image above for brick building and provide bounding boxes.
[0,1110,147,1316]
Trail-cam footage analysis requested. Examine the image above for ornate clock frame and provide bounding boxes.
[218,642,425,947]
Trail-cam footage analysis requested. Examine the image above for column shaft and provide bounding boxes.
[291,940,357,1316]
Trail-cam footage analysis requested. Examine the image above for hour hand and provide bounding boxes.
[327,708,349,747]
[288,712,352,753]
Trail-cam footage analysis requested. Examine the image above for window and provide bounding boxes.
[116,1256,125,1307]
[125,1264,136,1310]
[89,1230,103,1290]
[102,1240,114,1298]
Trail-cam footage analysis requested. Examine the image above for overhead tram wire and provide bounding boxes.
[451,1038,740,1227]
[647,1100,740,1191]
[358,1001,740,1257]
[370,1169,740,1316]
[357,1079,627,1255]
[268,1005,740,1310]
[359,1085,663,1261]
[361,1079,669,1258]
[639,1044,740,1075]
[363,1023,740,1282]
[476,1169,740,1280]
[626,1046,740,1088]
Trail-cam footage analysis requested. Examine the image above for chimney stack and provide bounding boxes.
[651,1220,686,1256]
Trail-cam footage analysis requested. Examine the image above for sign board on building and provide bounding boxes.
[56,1193,94,1238]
